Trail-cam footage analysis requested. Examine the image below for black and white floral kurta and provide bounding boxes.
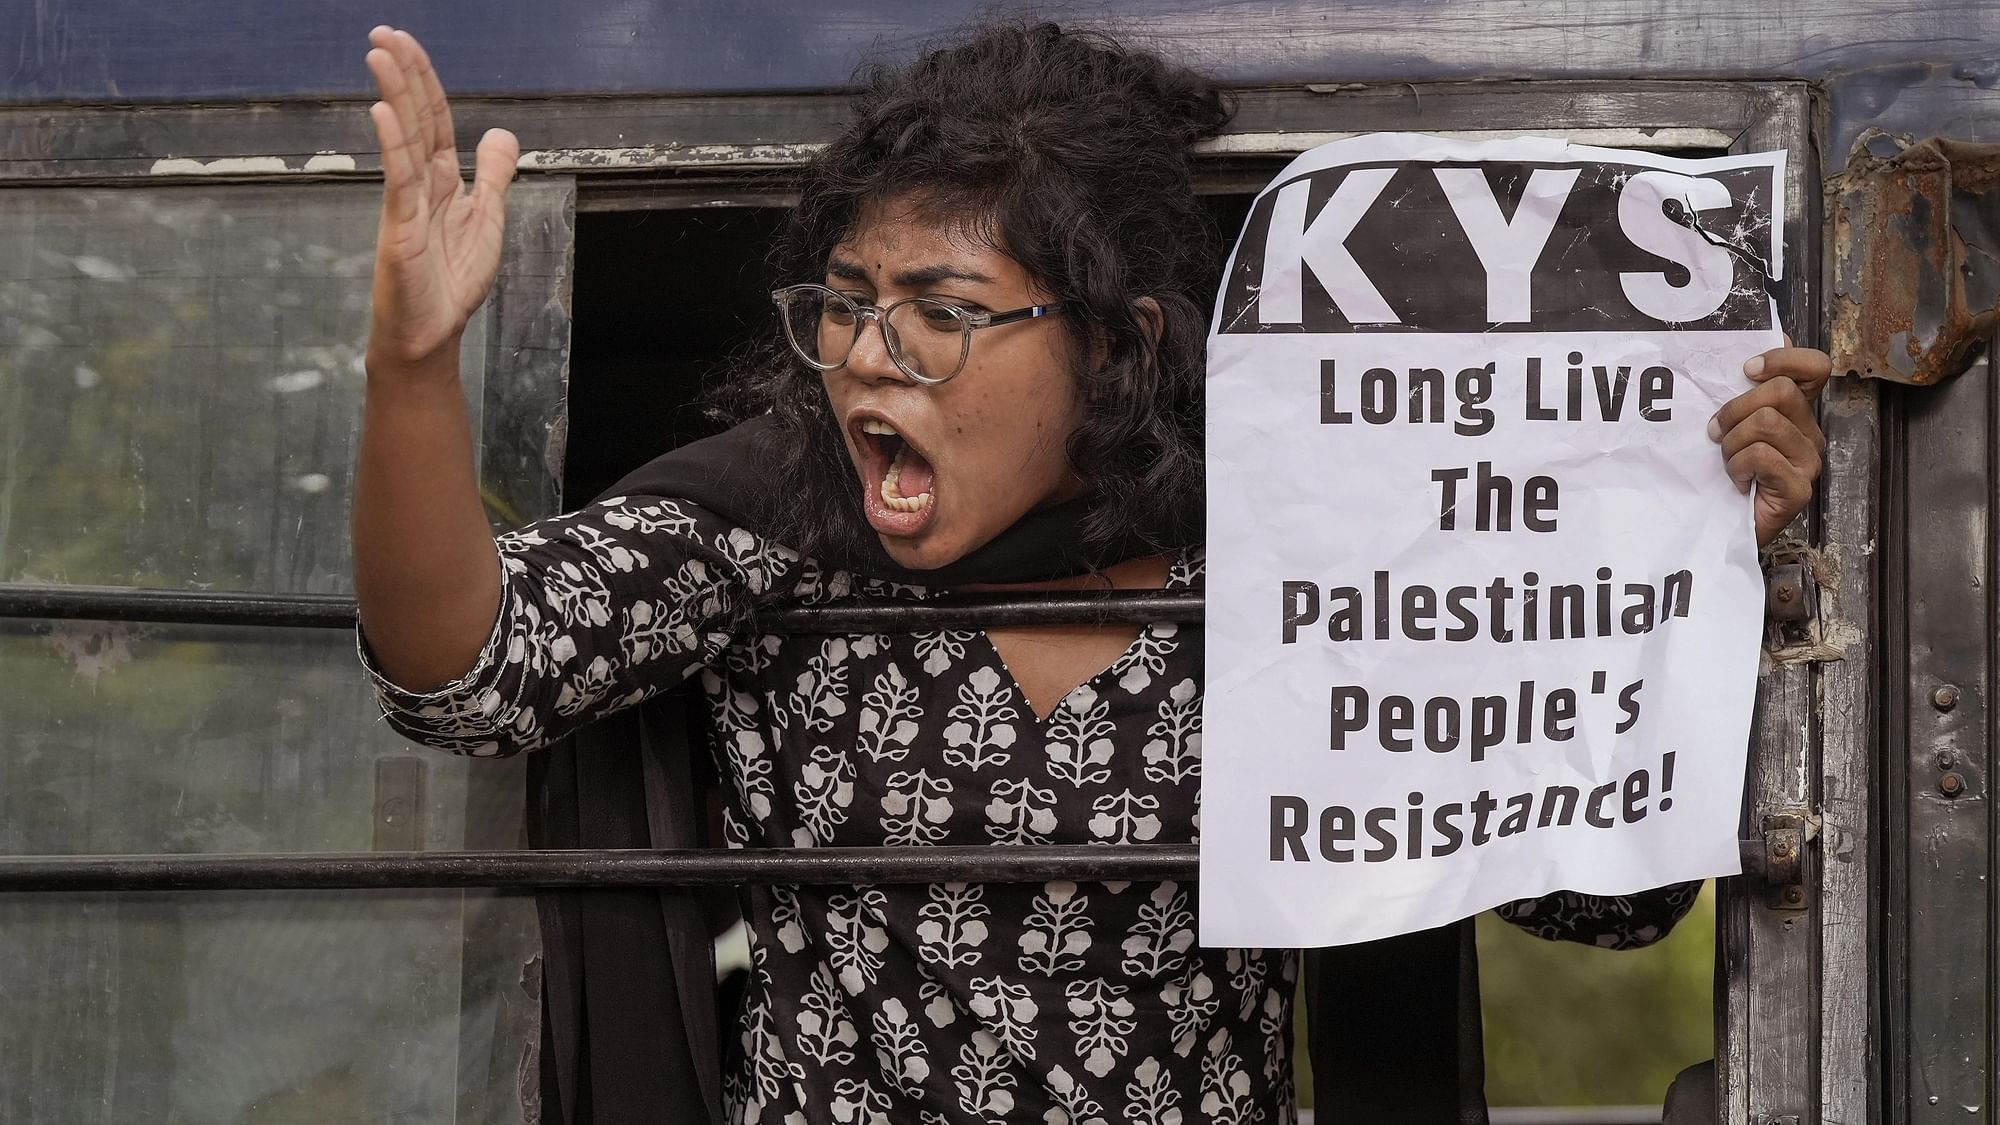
[363,494,1697,1125]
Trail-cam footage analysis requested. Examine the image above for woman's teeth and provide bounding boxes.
[880,446,933,512]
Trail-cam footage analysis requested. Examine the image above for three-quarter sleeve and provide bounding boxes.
[1492,881,1703,950]
[359,495,800,757]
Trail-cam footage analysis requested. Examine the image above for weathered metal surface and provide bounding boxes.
[1,0,1996,102]
[1883,350,1993,1122]
[0,845,1200,890]
[0,582,1208,630]
[0,82,1779,186]
[1830,133,2000,384]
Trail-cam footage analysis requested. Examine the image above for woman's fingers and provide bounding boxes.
[1728,441,1815,543]
[368,99,424,228]
[396,31,458,165]
[1710,375,1822,453]
[470,127,520,227]
[1743,345,1833,400]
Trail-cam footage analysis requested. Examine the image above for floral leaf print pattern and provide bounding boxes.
[1045,685,1116,787]
[857,662,924,762]
[1162,966,1220,1059]
[1257,985,1289,1083]
[1199,1029,1264,1125]
[830,1076,894,1125]
[826,888,891,995]
[769,884,808,955]
[881,769,955,846]
[1066,978,1136,1078]
[1143,677,1202,785]
[622,558,723,663]
[915,629,975,677]
[1045,1064,1110,1125]
[1017,881,1093,977]
[951,1030,1018,1118]
[870,997,931,1096]
[1088,789,1164,844]
[968,976,1040,1062]
[916,882,989,969]
[598,496,698,539]
[724,729,776,823]
[793,743,856,847]
[1122,1056,1183,1125]
[797,966,862,1066]
[1121,882,1196,978]
[942,665,1019,770]
[1225,948,1271,1023]
[918,976,958,1029]
[713,525,799,596]
[1110,621,1179,695]
[730,946,808,1122]
[792,637,851,733]
[985,776,1060,845]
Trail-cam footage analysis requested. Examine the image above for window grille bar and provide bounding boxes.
[0,845,1199,892]
[0,583,1203,631]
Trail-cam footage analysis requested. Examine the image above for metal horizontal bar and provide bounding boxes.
[0,583,356,628]
[0,583,1203,632]
[0,845,1200,892]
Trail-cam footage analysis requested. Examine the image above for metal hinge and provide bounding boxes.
[1758,811,1818,911]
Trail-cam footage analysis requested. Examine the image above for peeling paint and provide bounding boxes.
[517,141,823,170]
[302,153,356,172]
[148,155,290,175]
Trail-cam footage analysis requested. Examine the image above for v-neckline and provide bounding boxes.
[965,552,1188,725]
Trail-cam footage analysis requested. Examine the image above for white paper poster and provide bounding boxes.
[1199,134,1782,947]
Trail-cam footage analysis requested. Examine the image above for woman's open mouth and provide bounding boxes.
[853,415,939,537]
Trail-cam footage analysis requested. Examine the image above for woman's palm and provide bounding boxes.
[364,27,518,368]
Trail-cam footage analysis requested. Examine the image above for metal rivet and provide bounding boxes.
[1782,886,1806,906]
[1939,752,1958,770]
[1775,585,1796,603]
[1772,839,1793,858]
[1940,772,1966,797]
[1934,685,1961,711]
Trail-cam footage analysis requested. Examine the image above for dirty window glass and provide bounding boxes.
[0,179,572,1125]
[0,184,486,593]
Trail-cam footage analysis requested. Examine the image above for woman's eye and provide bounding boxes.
[822,304,858,326]
[918,304,966,330]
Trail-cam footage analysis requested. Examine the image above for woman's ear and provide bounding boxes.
[1135,296,1164,347]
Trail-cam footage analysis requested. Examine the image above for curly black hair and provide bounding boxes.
[723,21,1231,567]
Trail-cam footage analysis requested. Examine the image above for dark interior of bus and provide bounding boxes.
[564,194,1259,503]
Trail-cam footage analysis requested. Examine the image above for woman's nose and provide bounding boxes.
[842,313,912,385]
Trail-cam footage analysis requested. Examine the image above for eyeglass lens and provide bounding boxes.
[781,288,970,381]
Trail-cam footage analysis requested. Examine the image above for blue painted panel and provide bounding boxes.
[4,0,1997,104]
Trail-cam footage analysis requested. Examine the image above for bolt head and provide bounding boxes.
[1782,886,1806,905]
[1941,772,1966,797]
[1934,685,1962,711]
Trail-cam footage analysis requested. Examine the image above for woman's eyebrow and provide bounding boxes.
[893,263,995,287]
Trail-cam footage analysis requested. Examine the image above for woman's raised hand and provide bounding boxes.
[364,27,519,374]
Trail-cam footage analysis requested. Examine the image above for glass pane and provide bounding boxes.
[0,889,536,1125]
[0,621,537,1123]
[0,184,487,593]
[0,619,523,855]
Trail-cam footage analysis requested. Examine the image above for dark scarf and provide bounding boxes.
[528,416,1486,1125]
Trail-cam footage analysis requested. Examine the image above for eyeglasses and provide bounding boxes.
[771,283,1066,386]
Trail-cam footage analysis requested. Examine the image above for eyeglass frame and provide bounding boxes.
[770,282,1068,386]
